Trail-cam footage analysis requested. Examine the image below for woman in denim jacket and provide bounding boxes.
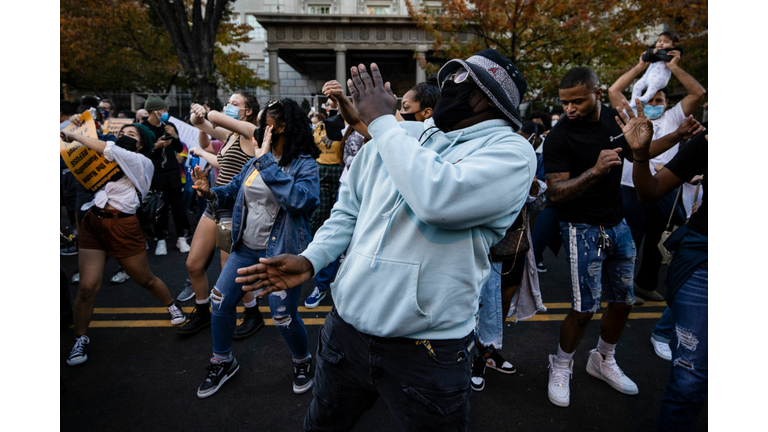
[190,99,320,399]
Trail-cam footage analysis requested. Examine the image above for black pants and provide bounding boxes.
[151,170,190,240]
[305,308,473,431]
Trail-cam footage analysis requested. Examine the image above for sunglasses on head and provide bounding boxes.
[441,67,470,89]
[266,99,283,110]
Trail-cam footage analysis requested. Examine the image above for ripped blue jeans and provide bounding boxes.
[559,220,636,313]
[211,242,309,359]
[656,264,708,431]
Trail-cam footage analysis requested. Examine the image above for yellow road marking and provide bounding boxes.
[92,302,663,315]
[88,318,328,328]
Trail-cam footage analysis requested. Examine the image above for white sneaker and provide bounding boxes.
[176,237,190,253]
[71,272,80,284]
[155,239,167,256]
[651,337,672,361]
[586,349,638,395]
[168,302,186,325]
[110,270,130,284]
[547,354,573,407]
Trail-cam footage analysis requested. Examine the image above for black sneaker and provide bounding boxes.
[293,357,314,394]
[233,307,265,340]
[177,305,211,336]
[471,354,486,391]
[485,349,516,374]
[67,335,90,366]
[197,357,240,399]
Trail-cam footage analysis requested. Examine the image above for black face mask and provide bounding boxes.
[432,81,491,132]
[140,116,149,123]
[400,111,419,122]
[115,135,139,152]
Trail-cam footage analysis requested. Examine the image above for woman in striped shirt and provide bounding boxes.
[177,91,264,339]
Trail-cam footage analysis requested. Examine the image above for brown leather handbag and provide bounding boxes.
[489,206,529,262]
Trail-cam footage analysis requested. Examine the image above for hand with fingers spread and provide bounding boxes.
[673,115,704,142]
[347,63,398,125]
[256,125,273,158]
[236,254,315,297]
[191,165,214,200]
[614,98,654,158]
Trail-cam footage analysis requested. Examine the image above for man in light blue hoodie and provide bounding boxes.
[236,49,536,431]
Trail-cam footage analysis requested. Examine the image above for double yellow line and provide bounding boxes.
[84,302,666,328]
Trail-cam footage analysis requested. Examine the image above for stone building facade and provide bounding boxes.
[229,0,458,106]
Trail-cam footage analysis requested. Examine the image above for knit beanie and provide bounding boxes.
[144,94,168,111]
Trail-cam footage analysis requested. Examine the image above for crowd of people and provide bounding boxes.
[60,29,707,431]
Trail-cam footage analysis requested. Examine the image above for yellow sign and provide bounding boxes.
[60,111,123,193]
[102,118,133,135]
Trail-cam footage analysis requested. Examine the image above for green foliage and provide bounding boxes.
[61,0,270,95]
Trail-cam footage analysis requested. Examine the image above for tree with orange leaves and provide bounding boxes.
[408,0,707,109]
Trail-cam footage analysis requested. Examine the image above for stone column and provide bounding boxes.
[415,44,427,84]
[268,47,280,98]
[335,44,347,95]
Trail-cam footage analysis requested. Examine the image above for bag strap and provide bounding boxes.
[338,125,355,166]
[664,187,683,231]
[207,196,221,223]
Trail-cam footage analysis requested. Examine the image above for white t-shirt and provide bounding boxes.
[620,103,685,187]
[81,141,154,214]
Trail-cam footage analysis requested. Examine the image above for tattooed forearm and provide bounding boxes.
[546,169,601,203]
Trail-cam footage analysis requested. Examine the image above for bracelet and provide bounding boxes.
[204,111,210,121]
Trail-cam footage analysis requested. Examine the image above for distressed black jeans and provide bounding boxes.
[304,308,473,432]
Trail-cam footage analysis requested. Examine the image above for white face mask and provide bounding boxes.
[551,120,558,127]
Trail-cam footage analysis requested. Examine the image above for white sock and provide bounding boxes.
[213,352,233,363]
[196,298,210,305]
[597,337,616,358]
[556,345,574,364]
[243,298,258,309]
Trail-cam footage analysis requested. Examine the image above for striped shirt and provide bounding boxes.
[215,134,253,187]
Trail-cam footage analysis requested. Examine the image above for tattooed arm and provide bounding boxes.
[546,147,624,203]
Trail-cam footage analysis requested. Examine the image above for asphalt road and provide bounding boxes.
[59,208,707,431]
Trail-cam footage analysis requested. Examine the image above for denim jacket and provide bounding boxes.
[210,152,319,256]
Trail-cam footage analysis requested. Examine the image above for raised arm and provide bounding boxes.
[190,146,220,168]
[614,98,686,201]
[323,80,372,141]
[60,130,107,153]
[190,103,231,142]
[665,50,706,116]
[206,110,257,140]
[608,56,650,108]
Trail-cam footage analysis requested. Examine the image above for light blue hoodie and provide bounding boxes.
[301,115,536,340]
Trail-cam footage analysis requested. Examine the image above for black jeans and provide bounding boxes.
[151,170,190,239]
[305,308,473,432]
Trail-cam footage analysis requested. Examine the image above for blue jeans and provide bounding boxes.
[305,308,473,431]
[315,256,341,293]
[211,243,309,359]
[656,265,708,432]
[560,220,636,313]
[652,307,674,343]
[476,261,504,350]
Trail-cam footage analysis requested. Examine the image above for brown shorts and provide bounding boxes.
[79,208,147,259]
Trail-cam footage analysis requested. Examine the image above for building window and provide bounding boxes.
[247,15,266,40]
[367,6,390,15]
[308,5,331,14]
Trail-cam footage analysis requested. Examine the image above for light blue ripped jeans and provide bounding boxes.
[211,242,309,359]
[476,261,504,350]
[559,220,636,313]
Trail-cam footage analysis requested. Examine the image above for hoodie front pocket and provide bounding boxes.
[331,249,430,336]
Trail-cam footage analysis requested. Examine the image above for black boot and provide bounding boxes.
[177,304,211,336]
[233,306,264,340]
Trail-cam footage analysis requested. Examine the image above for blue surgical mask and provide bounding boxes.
[643,104,664,120]
[224,104,242,119]
[158,111,169,122]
